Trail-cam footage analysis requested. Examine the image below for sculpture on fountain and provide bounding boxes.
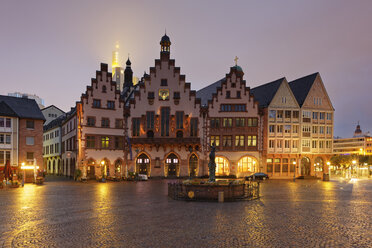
[208,143,216,182]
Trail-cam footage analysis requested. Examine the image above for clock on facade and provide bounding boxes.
[159,89,170,100]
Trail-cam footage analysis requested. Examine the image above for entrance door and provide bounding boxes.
[301,157,310,176]
[166,153,179,177]
[189,153,198,177]
[136,154,150,176]
[87,166,95,178]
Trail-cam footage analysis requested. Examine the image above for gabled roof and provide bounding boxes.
[251,78,285,108]
[0,101,18,117]
[41,105,65,114]
[288,72,318,106]
[43,114,66,132]
[196,78,225,106]
[0,95,45,120]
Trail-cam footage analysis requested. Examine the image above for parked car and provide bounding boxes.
[138,174,148,181]
[245,173,269,181]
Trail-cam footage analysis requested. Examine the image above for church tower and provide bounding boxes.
[124,57,133,88]
[112,42,124,91]
[160,33,171,60]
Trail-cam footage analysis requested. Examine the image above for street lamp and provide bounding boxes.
[100,160,106,179]
[327,161,331,179]
[293,161,297,182]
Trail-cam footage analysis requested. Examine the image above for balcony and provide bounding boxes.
[131,137,200,145]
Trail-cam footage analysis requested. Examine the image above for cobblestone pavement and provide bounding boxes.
[0,177,371,248]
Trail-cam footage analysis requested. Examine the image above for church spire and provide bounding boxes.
[124,56,133,88]
[160,32,171,53]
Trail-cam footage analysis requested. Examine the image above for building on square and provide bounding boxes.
[125,34,204,177]
[55,33,335,180]
[41,105,65,126]
[197,64,262,178]
[0,95,45,182]
[43,115,65,175]
[251,77,301,179]
[288,73,334,178]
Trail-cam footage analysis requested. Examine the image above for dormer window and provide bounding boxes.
[102,85,107,93]
[161,79,168,86]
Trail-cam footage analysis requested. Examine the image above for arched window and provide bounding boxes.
[238,156,257,173]
[314,157,324,172]
[189,153,198,177]
[215,156,229,176]
[102,85,107,93]
[115,159,122,174]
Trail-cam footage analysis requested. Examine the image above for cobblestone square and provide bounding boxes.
[0,178,371,248]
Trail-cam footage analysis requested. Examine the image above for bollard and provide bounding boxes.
[218,191,224,203]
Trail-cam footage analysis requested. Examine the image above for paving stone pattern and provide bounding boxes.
[0,177,371,248]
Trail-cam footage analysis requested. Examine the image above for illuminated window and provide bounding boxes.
[222,136,232,147]
[248,118,258,127]
[215,156,229,176]
[101,136,109,149]
[210,136,220,146]
[238,156,257,173]
[235,135,244,147]
[223,118,233,127]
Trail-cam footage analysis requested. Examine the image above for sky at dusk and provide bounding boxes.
[1,0,371,137]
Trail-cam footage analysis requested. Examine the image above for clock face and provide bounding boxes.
[159,89,169,100]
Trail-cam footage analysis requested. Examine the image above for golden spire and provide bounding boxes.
[112,41,120,70]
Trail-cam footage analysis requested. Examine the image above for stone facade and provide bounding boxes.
[125,37,203,177]
[205,66,262,178]
[78,64,125,179]
[56,34,335,180]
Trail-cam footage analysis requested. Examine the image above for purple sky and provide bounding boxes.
[1,0,371,137]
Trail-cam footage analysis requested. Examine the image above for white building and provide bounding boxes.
[41,105,65,126]
[43,115,64,174]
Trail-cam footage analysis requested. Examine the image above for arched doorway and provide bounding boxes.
[87,159,95,179]
[189,153,198,177]
[52,160,55,174]
[114,159,122,177]
[314,157,324,172]
[166,153,179,177]
[136,153,150,176]
[238,156,257,176]
[57,160,61,175]
[215,156,229,176]
[301,157,311,176]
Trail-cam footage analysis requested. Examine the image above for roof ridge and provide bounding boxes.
[251,77,286,90]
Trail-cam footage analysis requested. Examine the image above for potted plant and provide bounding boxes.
[74,169,82,181]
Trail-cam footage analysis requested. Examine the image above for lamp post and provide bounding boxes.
[352,160,356,178]
[327,161,331,179]
[100,160,106,181]
[293,161,297,182]
[21,162,25,187]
